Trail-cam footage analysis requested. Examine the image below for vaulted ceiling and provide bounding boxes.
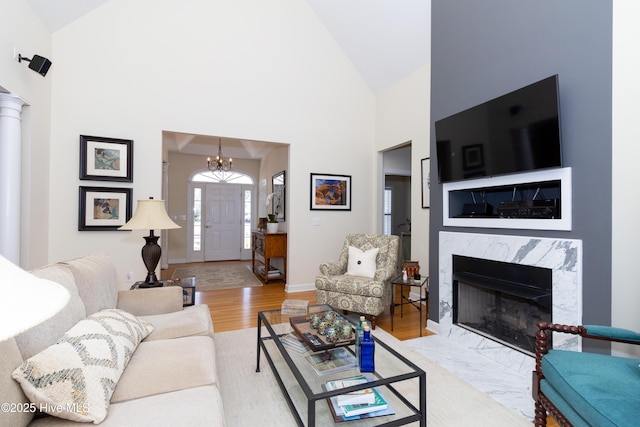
[26,0,430,159]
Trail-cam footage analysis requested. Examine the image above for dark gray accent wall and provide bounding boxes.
[429,0,612,351]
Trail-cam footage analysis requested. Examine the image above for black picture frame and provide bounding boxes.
[272,170,286,222]
[310,173,352,211]
[78,186,132,231]
[79,135,133,182]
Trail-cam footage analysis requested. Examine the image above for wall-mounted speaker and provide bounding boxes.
[18,54,52,77]
[27,55,52,76]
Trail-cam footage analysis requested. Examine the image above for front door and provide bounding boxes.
[204,184,241,261]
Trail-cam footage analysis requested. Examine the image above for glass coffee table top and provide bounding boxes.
[256,304,426,426]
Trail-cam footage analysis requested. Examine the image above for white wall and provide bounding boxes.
[612,1,640,357]
[376,64,431,274]
[47,0,376,289]
[0,0,52,268]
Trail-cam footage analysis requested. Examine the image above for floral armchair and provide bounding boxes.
[315,233,399,329]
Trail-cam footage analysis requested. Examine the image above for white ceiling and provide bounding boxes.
[26,0,430,159]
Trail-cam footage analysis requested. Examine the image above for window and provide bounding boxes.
[193,170,253,184]
[383,187,392,235]
[243,189,252,249]
[193,187,202,251]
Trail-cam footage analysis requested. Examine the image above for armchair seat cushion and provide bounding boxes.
[541,349,640,426]
[316,274,385,298]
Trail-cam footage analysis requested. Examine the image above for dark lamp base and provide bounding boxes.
[138,280,163,288]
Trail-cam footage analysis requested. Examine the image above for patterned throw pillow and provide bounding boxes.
[345,246,379,278]
[12,309,153,424]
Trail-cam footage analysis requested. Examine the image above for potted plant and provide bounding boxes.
[266,193,280,233]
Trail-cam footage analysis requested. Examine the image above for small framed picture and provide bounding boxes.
[79,135,133,182]
[310,173,351,211]
[421,157,430,208]
[78,186,132,231]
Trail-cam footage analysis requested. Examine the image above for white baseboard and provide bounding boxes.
[285,282,315,293]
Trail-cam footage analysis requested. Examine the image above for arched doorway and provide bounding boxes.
[188,170,255,262]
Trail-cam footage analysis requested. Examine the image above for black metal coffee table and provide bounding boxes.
[256,304,426,426]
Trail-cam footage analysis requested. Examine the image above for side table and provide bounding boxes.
[390,274,429,336]
[130,279,196,307]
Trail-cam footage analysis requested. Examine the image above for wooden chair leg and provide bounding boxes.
[370,316,377,330]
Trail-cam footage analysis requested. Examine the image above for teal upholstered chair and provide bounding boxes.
[315,233,399,330]
[533,322,640,426]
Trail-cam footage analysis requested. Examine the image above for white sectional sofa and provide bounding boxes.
[0,254,225,426]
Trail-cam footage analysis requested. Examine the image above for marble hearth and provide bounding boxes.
[437,231,583,374]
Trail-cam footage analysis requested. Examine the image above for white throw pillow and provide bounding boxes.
[12,309,153,424]
[345,246,379,278]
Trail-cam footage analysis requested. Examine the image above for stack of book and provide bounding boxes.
[280,299,309,315]
[325,375,394,421]
[257,265,280,278]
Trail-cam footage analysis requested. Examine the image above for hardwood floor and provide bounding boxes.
[162,260,430,339]
[162,261,557,425]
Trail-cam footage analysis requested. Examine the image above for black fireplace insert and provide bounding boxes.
[452,255,552,355]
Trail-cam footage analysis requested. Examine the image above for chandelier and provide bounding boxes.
[207,138,233,172]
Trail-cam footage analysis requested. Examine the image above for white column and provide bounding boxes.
[0,93,27,264]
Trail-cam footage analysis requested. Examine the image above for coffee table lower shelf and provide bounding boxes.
[256,305,426,426]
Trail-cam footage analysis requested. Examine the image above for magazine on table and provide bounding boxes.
[279,333,310,353]
[324,375,394,421]
[305,347,357,377]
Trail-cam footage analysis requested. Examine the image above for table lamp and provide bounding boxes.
[0,254,70,342]
[119,197,180,287]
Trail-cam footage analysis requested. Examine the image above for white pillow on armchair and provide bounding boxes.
[345,246,379,278]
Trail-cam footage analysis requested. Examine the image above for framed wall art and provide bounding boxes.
[78,186,132,231]
[310,173,351,211]
[79,135,133,182]
[421,157,430,208]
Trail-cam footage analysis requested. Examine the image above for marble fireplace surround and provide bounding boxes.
[436,231,583,374]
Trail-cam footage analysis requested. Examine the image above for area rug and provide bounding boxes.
[214,326,530,427]
[172,263,261,291]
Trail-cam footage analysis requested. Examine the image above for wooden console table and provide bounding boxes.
[251,231,287,283]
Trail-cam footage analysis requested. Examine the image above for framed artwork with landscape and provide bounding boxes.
[79,135,133,182]
[78,186,132,231]
[310,173,351,211]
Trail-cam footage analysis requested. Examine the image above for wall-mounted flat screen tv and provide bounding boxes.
[436,75,562,183]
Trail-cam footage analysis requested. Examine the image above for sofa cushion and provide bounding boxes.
[0,338,33,427]
[63,253,119,315]
[111,336,217,402]
[140,305,214,340]
[345,246,379,278]
[12,309,153,424]
[15,263,86,360]
[541,349,640,426]
[117,287,184,316]
[28,386,226,427]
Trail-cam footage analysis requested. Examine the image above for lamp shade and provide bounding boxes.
[0,254,70,342]
[119,199,180,231]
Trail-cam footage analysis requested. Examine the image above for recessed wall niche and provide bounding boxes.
[442,167,572,231]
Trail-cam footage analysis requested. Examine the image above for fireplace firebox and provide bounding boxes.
[452,255,552,355]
